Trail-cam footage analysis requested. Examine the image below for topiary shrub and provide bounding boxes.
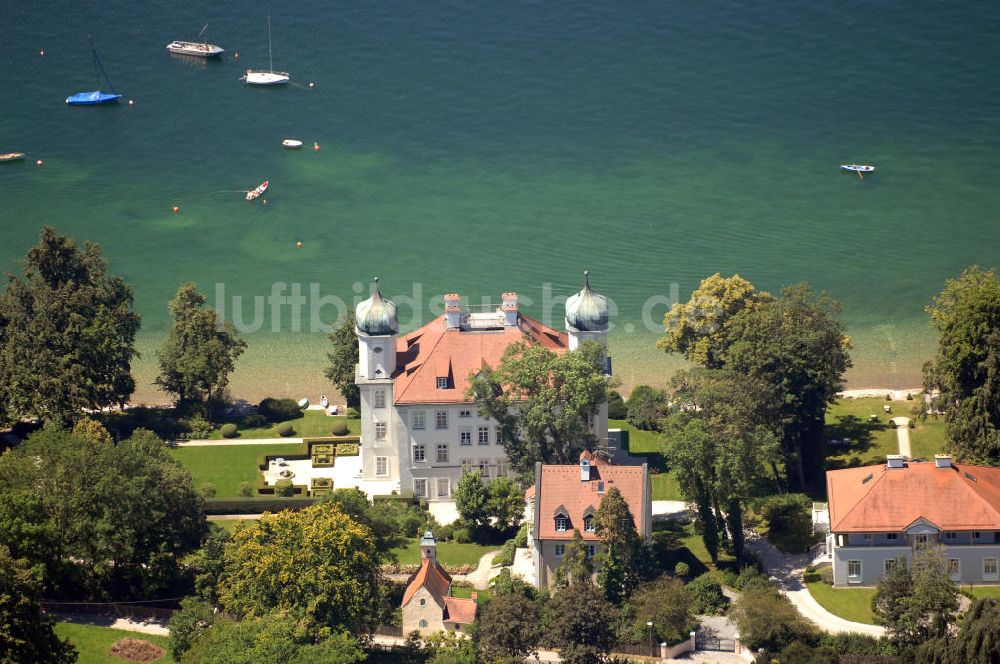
[674,562,690,578]
[885,393,892,401]
[258,397,303,423]
[239,481,253,497]
[335,443,359,456]
[242,413,267,429]
[199,483,217,498]
[331,421,349,436]
[220,423,238,439]
[906,392,914,400]
[686,573,727,615]
[275,479,294,497]
[346,407,360,419]
[276,422,294,437]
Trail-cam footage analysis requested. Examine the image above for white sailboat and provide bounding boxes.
[243,16,289,86]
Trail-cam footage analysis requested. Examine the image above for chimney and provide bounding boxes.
[581,457,591,481]
[887,454,905,469]
[934,454,952,468]
[470,592,478,603]
[444,293,462,330]
[501,292,519,326]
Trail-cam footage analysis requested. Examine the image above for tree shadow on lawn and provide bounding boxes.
[651,524,710,578]
[825,415,888,470]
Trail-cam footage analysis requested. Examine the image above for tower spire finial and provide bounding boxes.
[583,270,591,291]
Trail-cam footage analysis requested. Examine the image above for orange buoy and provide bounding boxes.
[313,142,321,152]
[296,241,303,248]
[35,159,43,166]
[172,206,180,214]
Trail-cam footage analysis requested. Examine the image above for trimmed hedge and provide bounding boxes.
[331,421,349,436]
[202,497,318,515]
[220,423,238,439]
[258,397,303,423]
[277,422,295,437]
[335,443,359,456]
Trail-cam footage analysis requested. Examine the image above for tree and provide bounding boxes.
[872,546,959,647]
[0,226,140,426]
[487,476,525,534]
[555,529,593,588]
[625,385,668,431]
[71,418,113,446]
[182,614,365,664]
[756,493,815,553]
[325,310,360,407]
[168,597,215,661]
[722,283,851,491]
[658,273,771,369]
[218,502,382,633]
[546,582,616,664]
[915,598,1000,664]
[923,267,1000,463]
[607,390,627,420]
[732,588,815,652]
[156,283,246,418]
[467,341,608,476]
[454,470,490,531]
[0,427,205,599]
[0,545,77,664]
[595,487,641,602]
[477,592,542,662]
[630,576,694,646]
[319,488,412,556]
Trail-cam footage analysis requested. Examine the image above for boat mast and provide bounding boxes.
[89,36,117,94]
[267,16,273,73]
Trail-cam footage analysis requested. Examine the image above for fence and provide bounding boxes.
[374,625,403,638]
[42,600,177,623]
[608,642,659,658]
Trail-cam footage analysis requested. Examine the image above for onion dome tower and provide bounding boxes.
[565,271,609,350]
[355,277,398,379]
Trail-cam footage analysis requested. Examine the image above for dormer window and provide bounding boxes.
[437,377,448,389]
[555,515,568,532]
[584,516,594,532]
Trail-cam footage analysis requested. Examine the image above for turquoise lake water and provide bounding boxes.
[1,1,998,401]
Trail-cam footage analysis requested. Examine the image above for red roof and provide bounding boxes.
[533,453,649,541]
[827,461,1000,533]
[393,314,568,404]
[443,596,477,624]
[402,558,452,607]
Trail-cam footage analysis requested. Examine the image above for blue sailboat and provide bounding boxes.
[66,40,121,106]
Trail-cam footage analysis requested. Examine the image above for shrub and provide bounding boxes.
[335,443,359,456]
[906,392,914,400]
[312,454,334,467]
[756,493,815,553]
[513,523,529,548]
[494,538,516,566]
[183,416,213,439]
[821,566,834,585]
[331,421,349,436]
[239,481,253,497]
[436,524,455,541]
[242,413,268,429]
[275,479,295,497]
[258,397,302,423]
[686,573,727,615]
[276,422,294,437]
[674,562,690,578]
[453,527,472,544]
[731,565,774,592]
[886,393,892,401]
[199,483,217,498]
[626,385,668,431]
[346,407,360,419]
[220,423,238,439]
[607,390,627,420]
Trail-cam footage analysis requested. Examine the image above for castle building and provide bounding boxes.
[354,273,610,500]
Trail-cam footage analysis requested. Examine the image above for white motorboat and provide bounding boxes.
[841,164,875,173]
[167,41,224,58]
[282,139,303,149]
[244,17,289,86]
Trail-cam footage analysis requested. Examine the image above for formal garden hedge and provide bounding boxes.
[203,497,319,515]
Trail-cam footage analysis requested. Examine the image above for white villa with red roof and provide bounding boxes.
[525,451,651,587]
[352,274,610,501]
[826,454,1000,586]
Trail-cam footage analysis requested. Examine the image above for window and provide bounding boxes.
[375,456,388,476]
[436,478,450,498]
[460,409,472,418]
[495,426,504,444]
[375,422,387,441]
[478,426,490,445]
[412,411,425,430]
[862,534,872,542]
[915,534,929,549]
[584,516,595,532]
[884,559,897,575]
[373,389,386,409]
[414,479,428,498]
[413,444,426,463]
[848,560,862,582]
[984,558,999,581]
[435,411,448,429]
[586,544,597,559]
[419,619,428,629]
[436,376,448,389]
[419,598,426,606]
[555,515,568,532]
[973,531,982,541]
[555,544,566,558]
[948,559,961,580]
[460,428,472,445]
[436,444,449,463]
[944,532,957,540]
[886,533,898,541]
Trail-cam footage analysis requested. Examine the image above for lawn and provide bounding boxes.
[205,410,360,439]
[825,396,947,471]
[610,419,662,454]
[390,539,496,567]
[651,521,736,577]
[209,518,258,533]
[169,443,305,497]
[804,572,877,624]
[452,585,491,601]
[966,585,1000,600]
[54,622,174,663]
[610,419,682,500]
[651,472,682,501]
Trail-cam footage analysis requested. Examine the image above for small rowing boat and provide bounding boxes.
[282,139,303,149]
[246,181,268,201]
[0,153,26,163]
[841,164,875,173]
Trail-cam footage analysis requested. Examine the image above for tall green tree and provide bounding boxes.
[630,576,695,646]
[156,283,246,417]
[467,341,608,476]
[0,427,205,599]
[546,582,616,664]
[0,545,77,664]
[624,385,668,431]
[658,273,772,368]
[0,226,140,426]
[555,529,594,588]
[873,546,959,647]
[722,284,851,490]
[594,487,642,603]
[453,470,490,531]
[488,476,526,533]
[923,266,1000,463]
[218,502,382,633]
[324,310,360,407]
[915,597,1000,664]
[477,591,542,662]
